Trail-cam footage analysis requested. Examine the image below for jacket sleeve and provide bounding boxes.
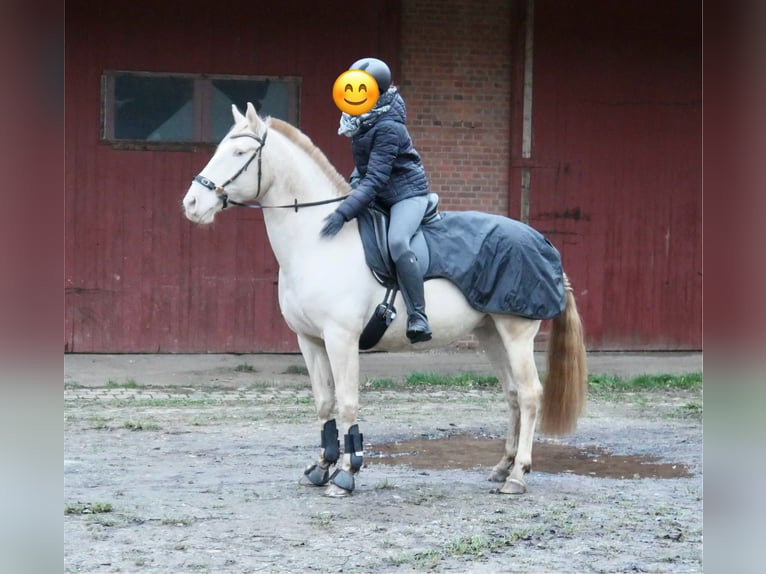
[336,124,399,221]
[349,167,361,189]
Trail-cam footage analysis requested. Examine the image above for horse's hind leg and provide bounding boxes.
[297,334,339,486]
[488,315,542,495]
[474,321,520,484]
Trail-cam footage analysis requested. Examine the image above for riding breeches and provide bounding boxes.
[387,195,429,262]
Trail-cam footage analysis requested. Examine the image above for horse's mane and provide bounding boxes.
[266,118,351,196]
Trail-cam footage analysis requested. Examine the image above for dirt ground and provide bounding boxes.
[65,350,703,573]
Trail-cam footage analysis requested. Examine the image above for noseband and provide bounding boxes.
[192,131,268,209]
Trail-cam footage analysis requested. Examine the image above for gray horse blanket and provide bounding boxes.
[358,209,566,320]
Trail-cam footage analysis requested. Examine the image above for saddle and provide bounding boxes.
[365,192,441,286]
[356,193,441,350]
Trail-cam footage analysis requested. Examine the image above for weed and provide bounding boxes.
[406,371,499,388]
[65,502,113,515]
[588,372,702,394]
[309,513,334,528]
[364,377,397,389]
[234,363,257,373]
[365,372,499,390]
[445,534,492,557]
[675,401,703,419]
[123,420,160,431]
[283,364,309,376]
[107,378,143,389]
[113,397,218,408]
[160,516,195,526]
[375,478,397,490]
[388,548,442,568]
[89,416,111,430]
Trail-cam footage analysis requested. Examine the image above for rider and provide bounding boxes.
[320,57,432,344]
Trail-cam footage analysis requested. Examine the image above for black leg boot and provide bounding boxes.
[394,251,433,343]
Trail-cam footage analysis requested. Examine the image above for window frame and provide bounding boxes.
[100,70,301,151]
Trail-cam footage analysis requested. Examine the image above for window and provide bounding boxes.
[101,71,300,149]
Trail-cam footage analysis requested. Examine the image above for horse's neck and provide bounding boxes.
[260,133,352,272]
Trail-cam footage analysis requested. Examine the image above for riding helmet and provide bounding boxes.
[349,57,392,93]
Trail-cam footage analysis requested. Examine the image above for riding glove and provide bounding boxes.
[320,211,346,238]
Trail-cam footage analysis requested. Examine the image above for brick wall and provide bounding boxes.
[399,0,511,215]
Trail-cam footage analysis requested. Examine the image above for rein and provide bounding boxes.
[192,129,347,213]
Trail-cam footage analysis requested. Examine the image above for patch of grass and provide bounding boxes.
[388,549,441,568]
[675,400,703,419]
[90,416,111,430]
[389,527,540,568]
[107,378,143,389]
[413,549,442,567]
[283,364,309,376]
[123,420,160,431]
[65,502,113,515]
[445,534,493,557]
[366,371,499,389]
[233,363,257,373]
[364,377,397,389]
[588,372,702,393]
[375,478,397,490]
[160,516,195,526]
[112,397,220,408]
[446,528,539,557]
[406,371,499,388]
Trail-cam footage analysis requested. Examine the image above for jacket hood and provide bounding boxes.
[383,92,407,124]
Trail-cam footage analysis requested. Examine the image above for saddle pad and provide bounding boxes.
[357,209,566,320]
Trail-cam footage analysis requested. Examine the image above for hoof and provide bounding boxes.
[324,483,353,498]
[498,478,527,495]
[487,468,510,483]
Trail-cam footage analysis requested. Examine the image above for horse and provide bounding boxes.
[182,102,587,497]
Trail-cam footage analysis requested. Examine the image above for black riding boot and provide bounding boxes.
[395,251,433,343]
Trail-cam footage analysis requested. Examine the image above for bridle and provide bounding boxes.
[192,128,346,213]
[192,131,268,209]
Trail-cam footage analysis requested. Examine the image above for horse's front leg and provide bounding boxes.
[297,334,339,487]
[322,328,363,497]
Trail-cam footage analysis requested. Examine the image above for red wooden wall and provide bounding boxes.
[515,0,702,349]
[65,0,400,352]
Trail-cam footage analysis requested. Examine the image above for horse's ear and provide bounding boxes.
[245,102,265,135]
[231,104,246,124]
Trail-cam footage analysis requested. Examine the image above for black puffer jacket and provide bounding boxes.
[336,93,429,221]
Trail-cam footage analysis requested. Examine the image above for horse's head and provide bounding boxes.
[183,102,269,224]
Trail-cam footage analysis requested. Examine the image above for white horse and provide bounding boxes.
[183,103,587,497]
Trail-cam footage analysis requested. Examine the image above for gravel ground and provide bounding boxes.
[64,351,702,573]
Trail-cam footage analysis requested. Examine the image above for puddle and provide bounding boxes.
[369,435,691,479]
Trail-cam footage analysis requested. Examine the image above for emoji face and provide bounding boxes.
[332,70,380,115]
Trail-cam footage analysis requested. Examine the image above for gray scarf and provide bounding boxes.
[338,86,398,138]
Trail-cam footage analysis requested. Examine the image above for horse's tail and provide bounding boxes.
[539,273,587,436]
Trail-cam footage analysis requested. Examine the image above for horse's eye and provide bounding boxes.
[233,149,245,157]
